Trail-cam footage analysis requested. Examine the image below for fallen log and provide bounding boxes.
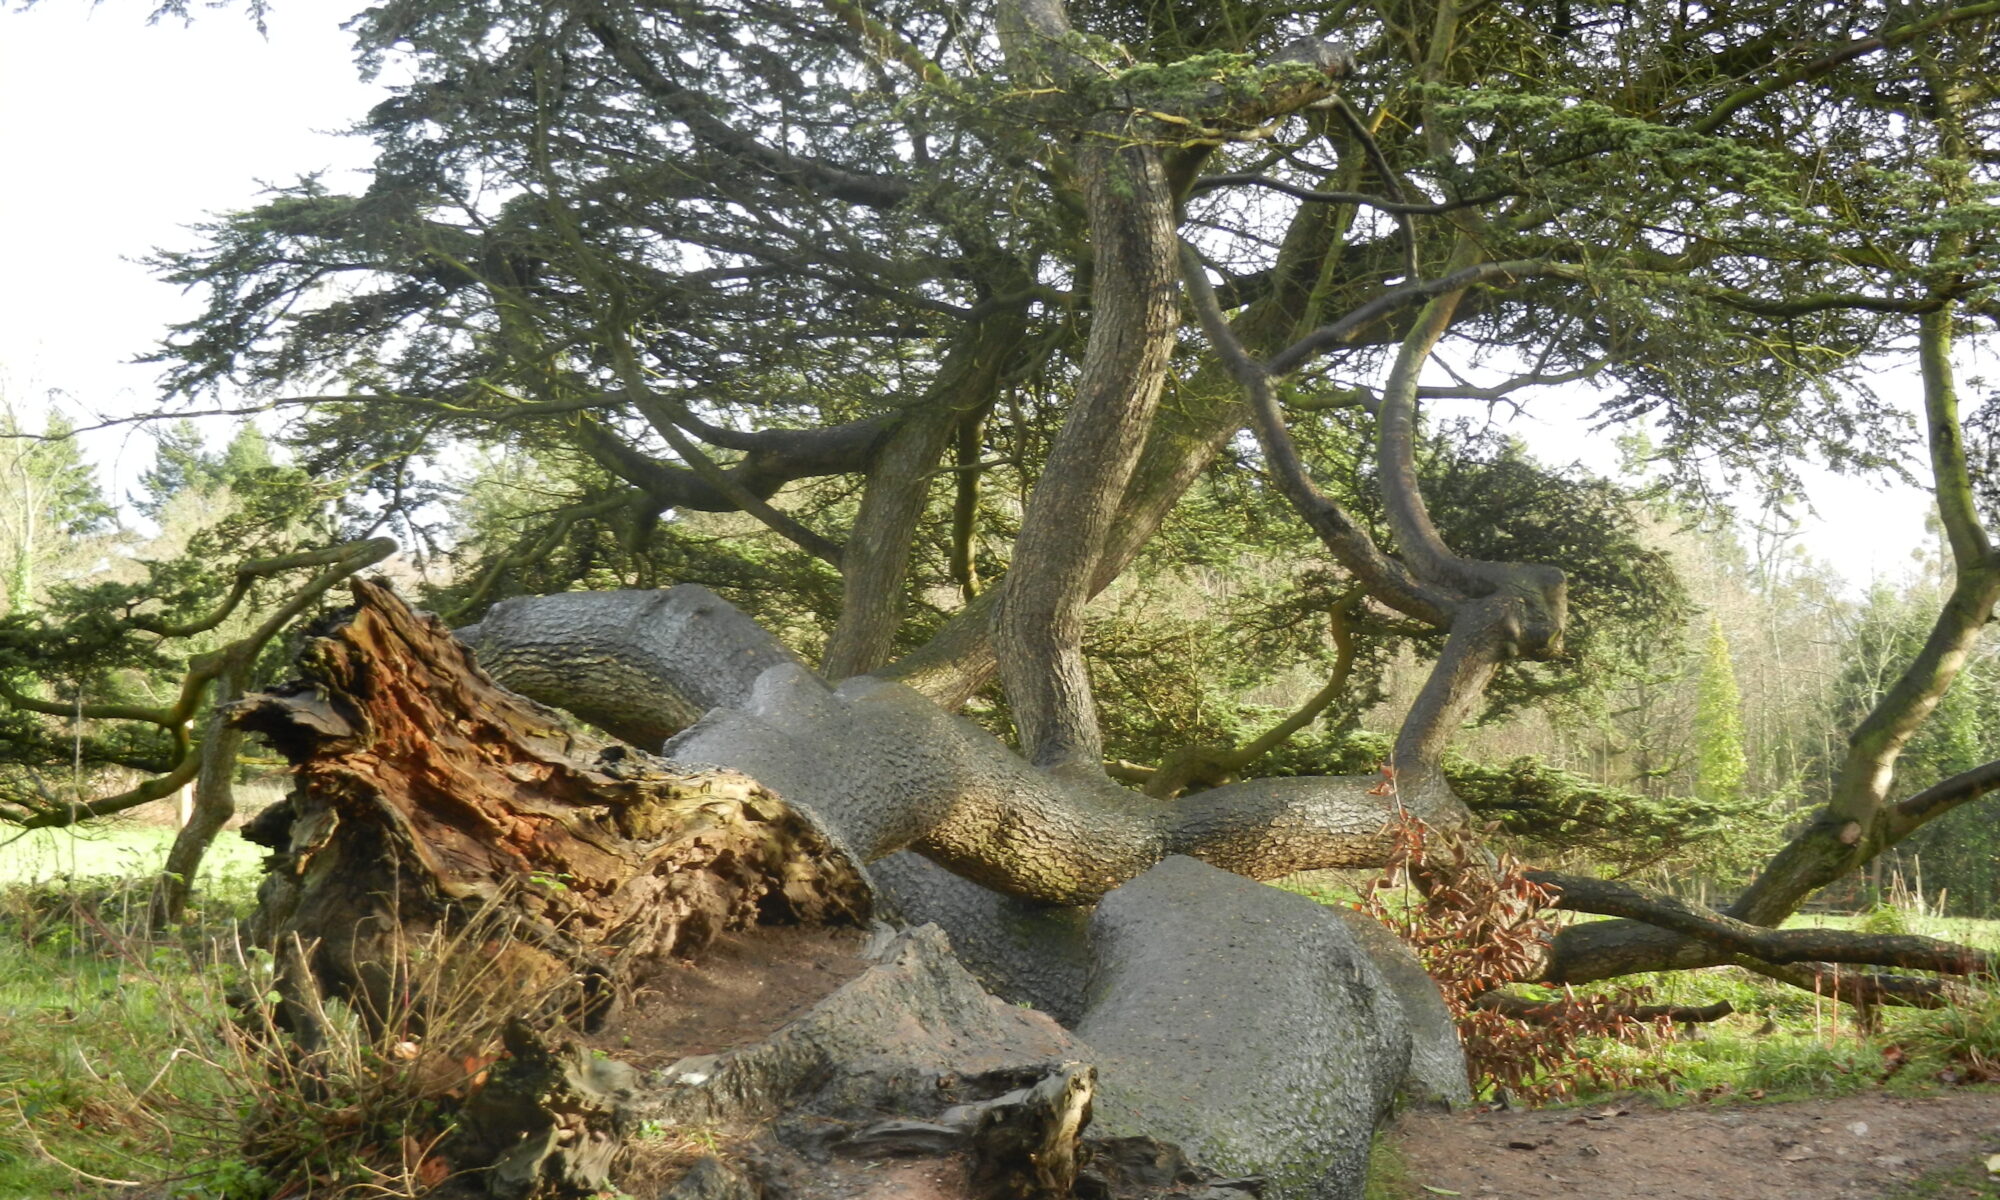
[229,581,1450,1200]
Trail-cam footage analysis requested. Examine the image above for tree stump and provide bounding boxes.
[235,578,870,1038]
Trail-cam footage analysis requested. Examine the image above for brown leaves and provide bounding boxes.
[1358,814,1672,1103]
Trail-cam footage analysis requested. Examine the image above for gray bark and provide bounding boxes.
[1078,857,1415,1199]
[822,312,1028,678]
[990,125,1180,771]
[461,586,808,749]
[467,588,1404,905]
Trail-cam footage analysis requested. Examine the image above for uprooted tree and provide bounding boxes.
[17,0,2000,1193]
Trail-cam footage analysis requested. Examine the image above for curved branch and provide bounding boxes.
[10,538,395,828]
[1532,871,1995,977]
[1263,259,1571,377]
[1891,756,2000,834]
[469,586,1407,905]
[1179,244,1448,626]
[1190,172,1509,216]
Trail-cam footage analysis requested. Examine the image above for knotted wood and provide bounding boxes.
[236,579,869,1032]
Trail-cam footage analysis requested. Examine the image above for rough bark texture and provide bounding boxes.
[235,582,1451,1200]
[673,668,1401,904]
[459,586,809,749]
[991,126,1180,772]
[453,1021,640,1200]
[467,585,1404,905]
[1078,857,1414,1200]
[237,580,869,1035]
[636,923,1316,1199]
[821,312,1028,679]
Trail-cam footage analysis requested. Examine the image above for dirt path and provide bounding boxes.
[1386,1089,2000,1199]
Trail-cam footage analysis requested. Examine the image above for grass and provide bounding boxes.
[0,820,264,891]
[0,874,260,1199]
[1881,1161,2000,1198]
[0,815,279,1199]
[6,855,1999,1197]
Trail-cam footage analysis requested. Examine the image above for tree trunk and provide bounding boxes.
[991,124,1180,772]
[149,667,248,929]
[231,580,1454,1200]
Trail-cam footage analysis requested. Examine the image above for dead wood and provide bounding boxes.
[234,578,869,1035]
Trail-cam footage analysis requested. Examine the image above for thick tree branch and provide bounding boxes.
[1534,871,1995,977]
[467,585,1409,905]
[822,311,1028,677]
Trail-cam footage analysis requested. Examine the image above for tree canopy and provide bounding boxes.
[7,0,2000,996]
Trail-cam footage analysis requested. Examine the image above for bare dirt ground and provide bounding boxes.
[1388,1089,2000,1199]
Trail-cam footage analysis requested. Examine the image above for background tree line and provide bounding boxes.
[10,395,2000,916]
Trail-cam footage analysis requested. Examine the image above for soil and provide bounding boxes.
[1387,1088,2000,1199]
[584,923,873,1069]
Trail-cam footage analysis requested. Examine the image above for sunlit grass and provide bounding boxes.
[0,820,264,890]
[0,873,258,1198]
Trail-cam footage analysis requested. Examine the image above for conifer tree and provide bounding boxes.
[1694,617,1749,809]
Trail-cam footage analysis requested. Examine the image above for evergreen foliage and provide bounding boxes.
[1693,617,1750,810]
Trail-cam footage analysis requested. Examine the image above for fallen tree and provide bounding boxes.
[17,0,2000,1193]
[227,573,2000,1198]
[235,580,1468,1199]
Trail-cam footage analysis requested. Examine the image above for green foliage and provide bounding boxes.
[0,406,116,617]
[1693,618,1749,809]
[137,421,276,521]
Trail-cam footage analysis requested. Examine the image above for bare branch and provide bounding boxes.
[1533,871,1996,977]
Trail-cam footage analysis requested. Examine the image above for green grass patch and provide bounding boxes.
[0,822,264,890]
[1880,1159,2000,1198]
[0,872,264,1199]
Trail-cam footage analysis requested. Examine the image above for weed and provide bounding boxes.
[0,865,596,1200]
[1901,992,2000,1081]
[1862,903,1914,937]
[1736,1038,1867,1094]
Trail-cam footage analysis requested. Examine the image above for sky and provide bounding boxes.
[0,0,1946,590]
[0,0,381,481]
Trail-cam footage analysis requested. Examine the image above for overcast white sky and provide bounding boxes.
[0,0,379,474]
[0,0,1944,589]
